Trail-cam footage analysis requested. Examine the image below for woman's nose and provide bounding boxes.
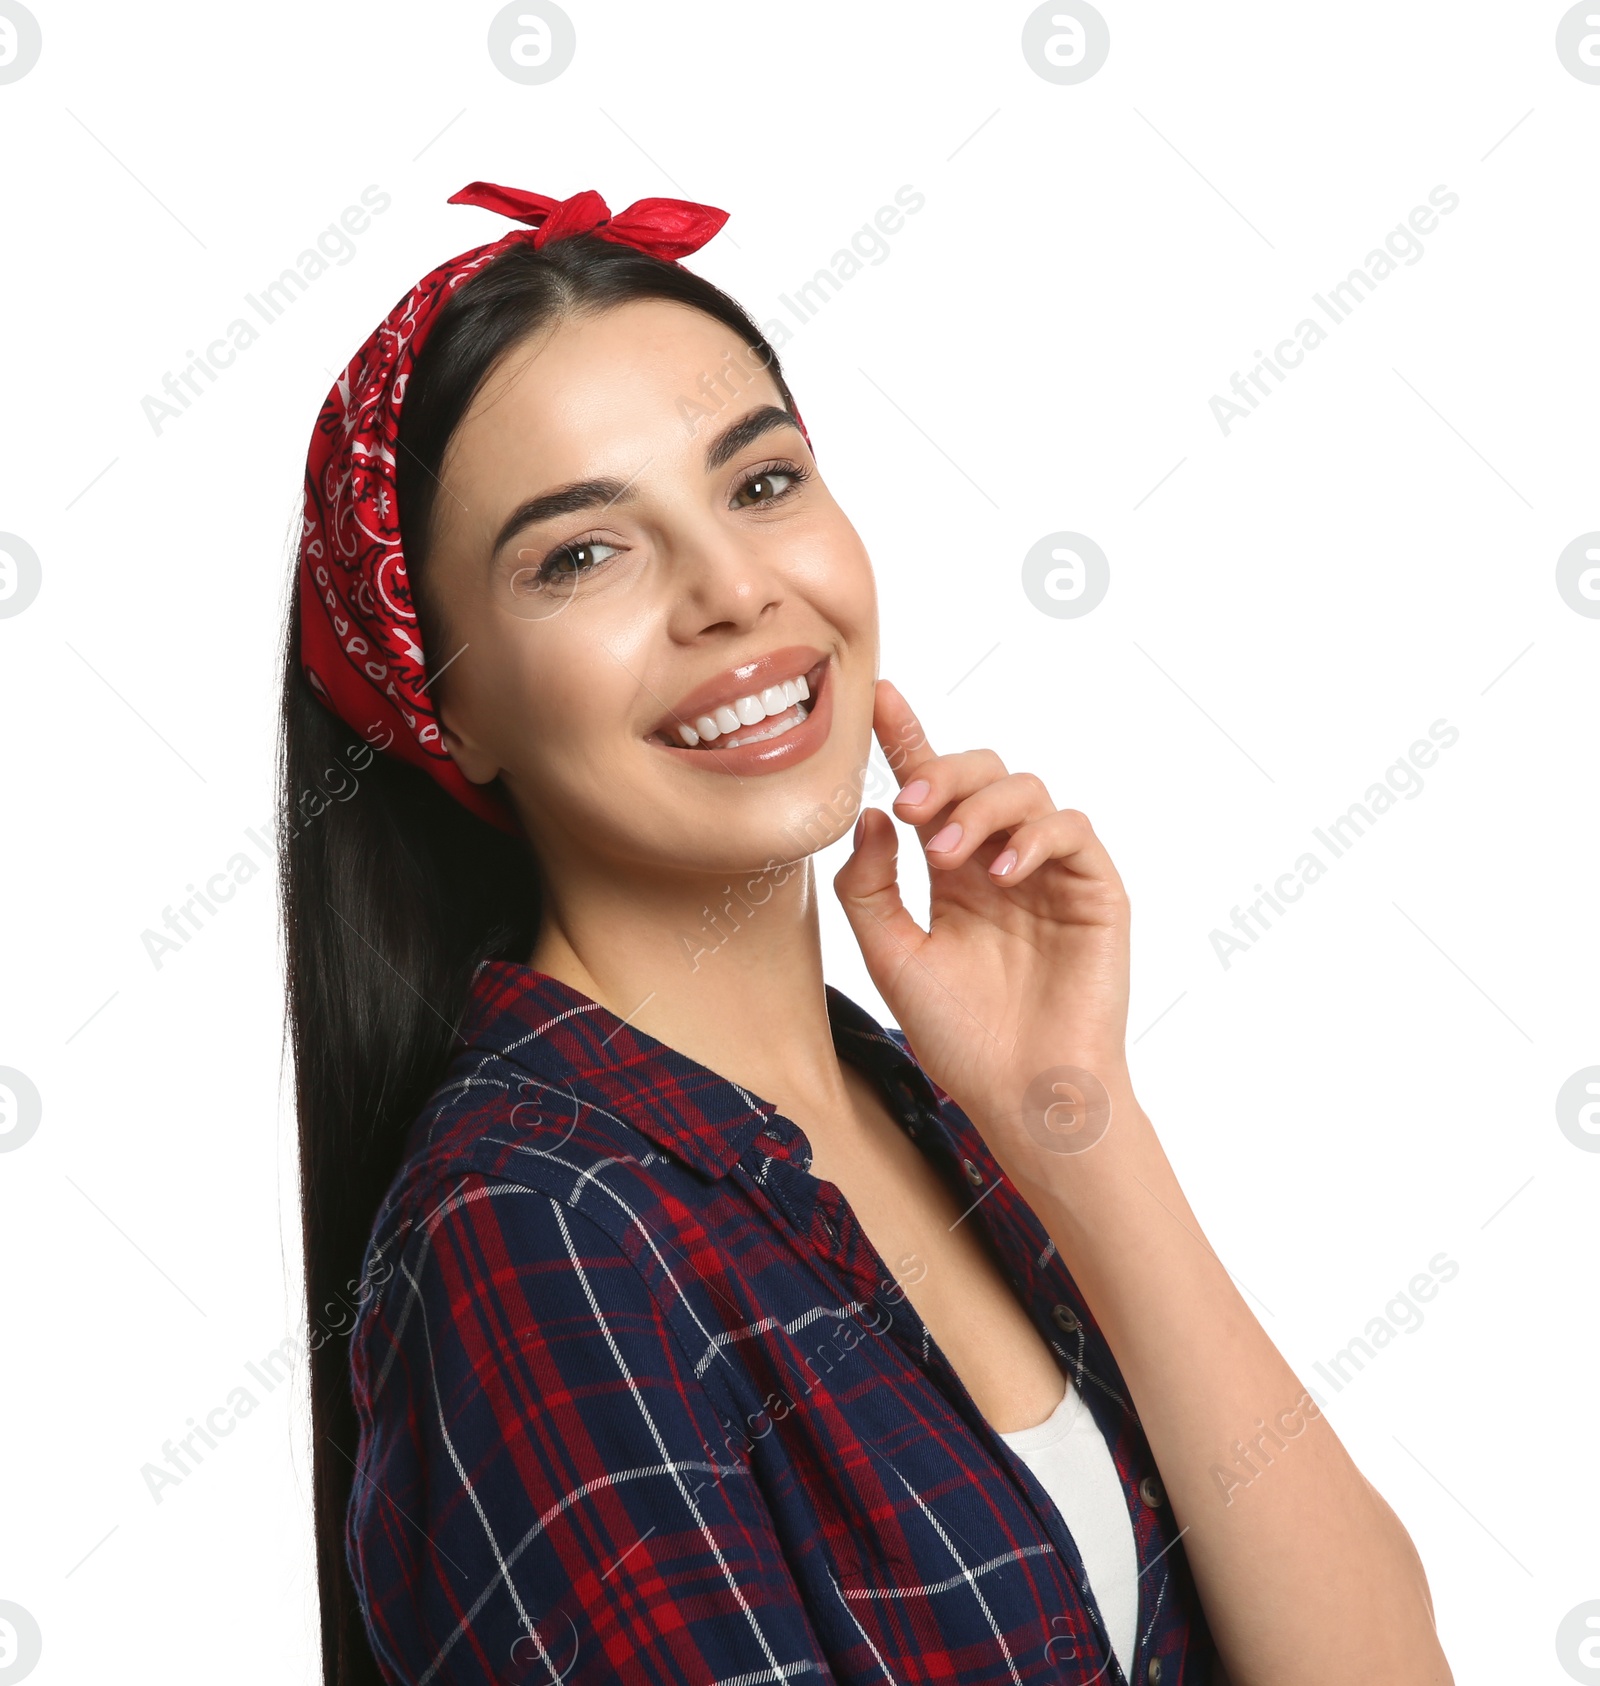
[664,524,784,640]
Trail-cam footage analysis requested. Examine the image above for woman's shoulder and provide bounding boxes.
[359,960,770,1296]
[372,1037,688,1262]
[346,1035,742,1401]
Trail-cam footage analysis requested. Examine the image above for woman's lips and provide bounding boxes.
[652,644,827,738]
[651,657,834,776]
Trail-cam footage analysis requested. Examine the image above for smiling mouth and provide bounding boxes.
[653,658,827,752]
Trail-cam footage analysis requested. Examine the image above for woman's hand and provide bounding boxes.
[833,679,1133,1156]
[837,684,1458,1686]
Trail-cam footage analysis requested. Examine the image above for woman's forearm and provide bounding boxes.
[977,1058,1452,1686]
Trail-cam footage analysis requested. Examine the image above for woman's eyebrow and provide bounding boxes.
[704,404,801,472]
[488,404,798,560]
[491,476,633,559]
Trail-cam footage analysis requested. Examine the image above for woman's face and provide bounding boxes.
[420,297,879,887]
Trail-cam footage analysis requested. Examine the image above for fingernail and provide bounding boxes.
[897,779,931,808]
[990,848,1018,877]
[853,812,866,849]
[927,822,962,854]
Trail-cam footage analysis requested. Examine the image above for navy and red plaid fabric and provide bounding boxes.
[345,962,1219,1684]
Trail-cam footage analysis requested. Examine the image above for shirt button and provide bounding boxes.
[1051,1303,1081,1334]
[961,1157,985,1188]
[1138,1475,1165,1509]
[1146,1660,1163,1685]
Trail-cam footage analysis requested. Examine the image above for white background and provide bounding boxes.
[1,3,1596,1681]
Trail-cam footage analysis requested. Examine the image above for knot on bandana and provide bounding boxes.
[294,183,733,835]
[446,182,730,260]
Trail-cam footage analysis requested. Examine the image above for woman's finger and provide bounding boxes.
[894,763,1039,857]
[832,807,931,987]
[983,808,1125,892]
[872,680,940,787]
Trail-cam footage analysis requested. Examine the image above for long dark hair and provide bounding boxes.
[277,232,798,1683]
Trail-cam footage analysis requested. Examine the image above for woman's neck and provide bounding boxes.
[527,857,859,1135]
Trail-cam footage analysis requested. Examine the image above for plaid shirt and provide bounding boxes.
[346,962,1219,1685]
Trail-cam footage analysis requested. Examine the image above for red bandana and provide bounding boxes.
[295,183,733,833]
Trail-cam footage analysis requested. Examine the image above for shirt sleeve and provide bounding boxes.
[346,1171,834,1685]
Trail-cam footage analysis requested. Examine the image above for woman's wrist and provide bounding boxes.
[960,1043,1142,1187]
[962,1051,1229,1293]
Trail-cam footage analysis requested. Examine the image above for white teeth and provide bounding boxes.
[670,671,819,748]
[718,707,805,749]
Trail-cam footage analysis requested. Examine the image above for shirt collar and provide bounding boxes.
[453,960,944,1180]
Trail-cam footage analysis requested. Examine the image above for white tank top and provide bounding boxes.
[995,1378,1140,1680]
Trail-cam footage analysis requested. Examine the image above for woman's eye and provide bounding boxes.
[539,538,618,580]
[732,467,800,508]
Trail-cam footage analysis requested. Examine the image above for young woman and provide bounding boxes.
[281,183,1453,1686]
